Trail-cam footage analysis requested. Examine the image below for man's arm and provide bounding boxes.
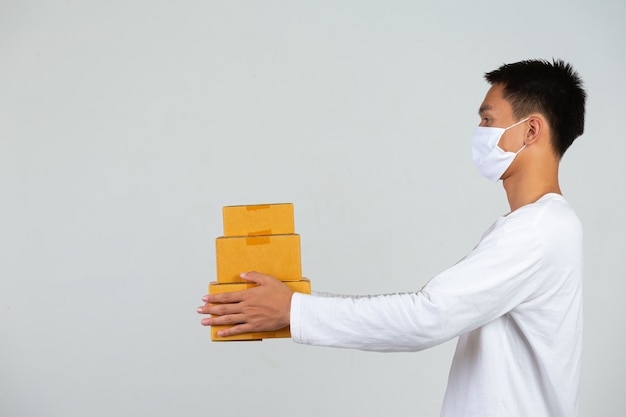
[198,216,545,350]
[197,271,293,338]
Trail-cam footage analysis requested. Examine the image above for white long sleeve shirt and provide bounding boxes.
[290,193,583,417]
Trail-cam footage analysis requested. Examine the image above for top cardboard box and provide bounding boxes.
[223,203,295,237]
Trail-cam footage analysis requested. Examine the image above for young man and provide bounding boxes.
[198,59,587,417]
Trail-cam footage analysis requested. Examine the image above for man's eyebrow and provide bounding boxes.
[478,104,492,116]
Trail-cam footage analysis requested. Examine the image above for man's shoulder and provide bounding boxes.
[504,193,582,243]
[509,194,578,223]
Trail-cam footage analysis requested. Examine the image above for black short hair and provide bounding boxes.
[484,59,586,158]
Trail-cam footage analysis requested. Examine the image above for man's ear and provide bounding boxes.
[525,115,544,145]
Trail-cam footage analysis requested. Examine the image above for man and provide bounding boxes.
[197,59,587,417]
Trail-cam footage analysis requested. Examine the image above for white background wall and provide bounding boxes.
[1,1,624,416]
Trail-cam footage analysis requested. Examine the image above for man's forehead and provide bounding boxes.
[478,84,510,115]
[478,104,493,115]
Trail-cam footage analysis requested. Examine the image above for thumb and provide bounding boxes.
[239,271,275,285]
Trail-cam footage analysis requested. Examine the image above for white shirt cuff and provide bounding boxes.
[290,291,305,343]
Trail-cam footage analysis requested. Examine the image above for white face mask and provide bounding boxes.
[470,118,529,182]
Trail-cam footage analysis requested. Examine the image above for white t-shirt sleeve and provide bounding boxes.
[290,218,545,352]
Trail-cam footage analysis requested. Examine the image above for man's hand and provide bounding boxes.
[197,271,294,337]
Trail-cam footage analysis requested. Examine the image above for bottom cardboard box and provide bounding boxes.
[208,278,311,341]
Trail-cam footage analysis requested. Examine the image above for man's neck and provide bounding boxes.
[502,171,562,212]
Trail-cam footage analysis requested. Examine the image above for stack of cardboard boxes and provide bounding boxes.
[209,203,311,341]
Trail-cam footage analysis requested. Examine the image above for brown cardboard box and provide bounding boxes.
[208,278,311,341]
[222,203,294,237]
[215,234,301,283]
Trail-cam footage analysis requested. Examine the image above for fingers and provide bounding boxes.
[202,288,247,305]
[197,301,246,329]
[197,271,287,336]
[197,301,241,316]
[201,311,245,326]
[199,319,258,336]
[200,315,245,331]
[199,311,261,337]
[214,323,256,337]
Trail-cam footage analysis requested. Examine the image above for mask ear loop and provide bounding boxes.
[504,117,531,131]
[503,117,531,153]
